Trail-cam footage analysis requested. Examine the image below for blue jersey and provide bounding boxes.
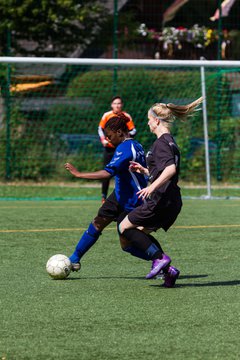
[104,139,147,211]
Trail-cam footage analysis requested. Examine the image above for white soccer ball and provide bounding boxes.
[46,254,72,280]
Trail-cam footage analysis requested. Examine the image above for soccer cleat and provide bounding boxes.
[71,262,81,272]
[145,254,171,279]
[155,270,165,280]
[163,266,180,288]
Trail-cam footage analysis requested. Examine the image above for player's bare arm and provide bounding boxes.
[137,164,176,199]
[64,163,111,180]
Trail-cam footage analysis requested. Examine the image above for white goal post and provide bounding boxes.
[1,57,240,67]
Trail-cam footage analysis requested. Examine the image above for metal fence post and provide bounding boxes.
[216,0,222,181]
[5,28,11,180]
[113,0,118,96]
[200,65,211,198]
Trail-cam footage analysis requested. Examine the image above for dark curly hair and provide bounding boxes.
[105,114,129,133]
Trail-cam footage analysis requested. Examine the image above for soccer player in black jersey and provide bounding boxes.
[119,97,203,287]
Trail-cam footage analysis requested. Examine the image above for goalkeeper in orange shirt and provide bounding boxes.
[98,96,137,203]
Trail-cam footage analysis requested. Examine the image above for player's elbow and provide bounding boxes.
[129,128,137,137]
[169,164,177,177]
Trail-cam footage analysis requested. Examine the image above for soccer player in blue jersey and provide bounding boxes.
[65,115,165,272]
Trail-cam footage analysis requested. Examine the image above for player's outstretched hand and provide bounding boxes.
[64,163,80,177]
[129,161,141,172]
[129,161,148,175]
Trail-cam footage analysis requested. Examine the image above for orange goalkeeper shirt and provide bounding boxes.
[98,111,136,149]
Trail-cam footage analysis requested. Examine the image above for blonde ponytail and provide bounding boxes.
[166,97,203,121]
[150,97,203,125]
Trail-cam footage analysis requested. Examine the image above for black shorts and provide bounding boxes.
[97,191,126,221]
[127,195,182,232]
[103,147,115,166]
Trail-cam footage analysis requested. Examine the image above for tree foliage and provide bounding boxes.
[0,0,109,56]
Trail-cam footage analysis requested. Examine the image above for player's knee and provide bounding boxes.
[92,216,111,231]
[118,221,129,234]
[118,215,134,234]
[120,228,137,243]
[119,235,131,250]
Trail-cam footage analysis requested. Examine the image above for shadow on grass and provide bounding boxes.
[150,279,240,288]
[66,276,145,280]
[66,274,209,281]
[178,279,240,287]
[179,274,208,280]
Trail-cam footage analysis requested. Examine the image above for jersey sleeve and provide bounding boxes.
[98,113,108,129]
[154,139,176,173]
[123,112,135,131]
[98,112,115,148]
[104,144,132,176]
[98,125,105,139]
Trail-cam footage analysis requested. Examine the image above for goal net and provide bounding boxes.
[0,57,240,198]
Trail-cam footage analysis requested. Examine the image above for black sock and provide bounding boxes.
[122,228,162,260]
[147,234,164,254]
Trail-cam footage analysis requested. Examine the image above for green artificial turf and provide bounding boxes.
[0,199,239,359]
[0,183,101,200]
[1,183,240,200]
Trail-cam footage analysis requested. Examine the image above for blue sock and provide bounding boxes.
[69,223,101,263]
[146,243,162,259]
[122,246,151,261]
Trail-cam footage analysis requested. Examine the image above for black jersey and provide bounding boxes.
[146,133,180,201]
[127,133,182,231]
